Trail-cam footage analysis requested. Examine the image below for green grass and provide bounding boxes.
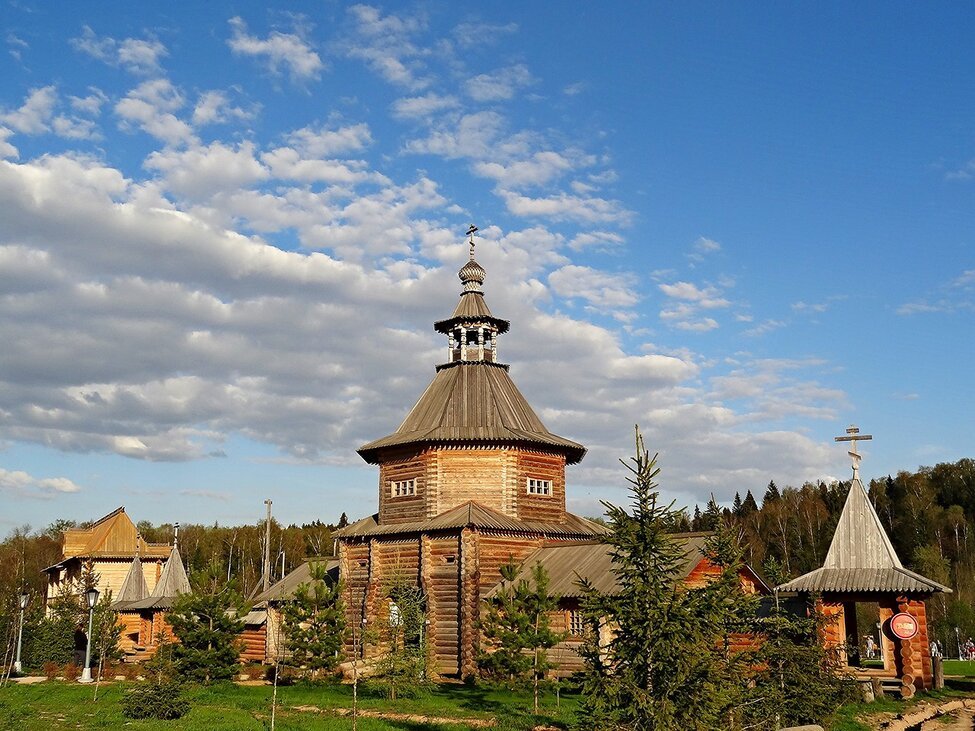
[0,680,578,730]
[943,660,975,677]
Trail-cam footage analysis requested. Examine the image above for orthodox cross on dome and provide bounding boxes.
[466,223,479,260]
[835,424,872,480]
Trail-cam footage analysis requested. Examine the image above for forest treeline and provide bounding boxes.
[2,457,974,642]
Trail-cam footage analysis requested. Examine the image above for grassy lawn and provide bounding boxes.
[943,660,975,677]
[0,680,578,730]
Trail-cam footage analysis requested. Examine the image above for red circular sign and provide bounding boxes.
[890,612,920,640]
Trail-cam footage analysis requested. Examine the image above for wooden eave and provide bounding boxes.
[357,362,586,464]
[434,291,510,334]
[334,500,606,540]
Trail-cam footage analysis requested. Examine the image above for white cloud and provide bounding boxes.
[548,265,638,311]
[145,141,268,198]
[658,281,730,308]
[69,88,108,116]
[344,5,430,90]
[464,64,534,102]
[284,122,372,157]
[499,188,632,225]
[1,86,57,134]
[404,111,505,159]
[0,467,81,497]
[473,150,577,187]
[115,78,196,147]
[192,90,254,126]
[569,231,624,251]
[743,319,786,337]
[451,21,518,48]
[0,127,18,159]
[391,93,459,120]
[71,26,168,75]
[227,17,324,82]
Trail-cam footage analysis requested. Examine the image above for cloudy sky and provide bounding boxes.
[1,2,973,531]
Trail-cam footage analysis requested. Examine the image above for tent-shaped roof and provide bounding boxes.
[120,546,192,610]
[112,555,149,606]
[335,500,606,540]
[778,476,950,594]
[357,362,586,464]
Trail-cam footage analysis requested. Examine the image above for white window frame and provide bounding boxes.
[390,479,417,497]
[527,478,552,496]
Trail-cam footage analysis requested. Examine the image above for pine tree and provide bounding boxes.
[732,492,743,515]
[337,512,349,529]
[763,480,781,507]
[370,581,429,700]
[168,574,246,685]
[576,427,737,730]
[281,562,345,678]
[478,560,563,714]
[741,490,759,515]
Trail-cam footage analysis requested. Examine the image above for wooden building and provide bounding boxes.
[112,543,192,661]
[336,244,604,678]
[487,534,770,676]
[42,506,171,612]
[777,427,951,698]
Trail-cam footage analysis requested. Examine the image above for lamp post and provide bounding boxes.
[14,592,29,673]
[78,588,99,683]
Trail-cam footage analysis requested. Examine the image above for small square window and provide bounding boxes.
[527,478,552,496]
[390,479,417,497]
[569,610,585,636]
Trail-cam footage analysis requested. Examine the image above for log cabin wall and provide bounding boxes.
[378,447,429,524]
[515,450,566,523]
[240,623,267,664]
[436,448,506,516]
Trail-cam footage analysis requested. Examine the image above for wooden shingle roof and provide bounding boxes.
[334,500,607,539]
[485,533,769,599]
[251,558,340,604]
[434,291,509,333]
[118,546,192,611]
[777,476,950,594]
[358,362,586,464]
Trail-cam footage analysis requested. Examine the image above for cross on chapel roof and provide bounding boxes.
[835,424,872,480]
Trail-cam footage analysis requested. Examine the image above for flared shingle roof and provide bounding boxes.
[118,546,192,611]
[112,555,149,605]
[777,476,950,594]
[358,362,586,464]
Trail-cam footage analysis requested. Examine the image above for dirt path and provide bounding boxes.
[921,709,975,730]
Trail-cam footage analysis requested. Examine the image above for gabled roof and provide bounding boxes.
[357,362,586,464]
[59,506,170,561]
[777,477,951,594]
[251,558,340,604]
[112,556,149,605]
[118,546,192,611]
[486,533,769,599]
[335,500,607,540]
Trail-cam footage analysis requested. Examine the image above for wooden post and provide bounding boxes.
[263,499,272,593]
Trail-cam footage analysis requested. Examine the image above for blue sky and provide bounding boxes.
[1,2,972,532]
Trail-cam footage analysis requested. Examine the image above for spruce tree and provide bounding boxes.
[763,480,781,507]
[281,562,345,678]
[168,575,246,685]
[576,427,737,730]
[741,490,759,515]
[478,559,562,714]
[732,492,743,515]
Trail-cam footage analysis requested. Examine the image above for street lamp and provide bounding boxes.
[78,588,99,683]
[13,592,28,673]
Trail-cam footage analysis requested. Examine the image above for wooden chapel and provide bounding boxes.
[334,230,605,678]
[777,426,951,697]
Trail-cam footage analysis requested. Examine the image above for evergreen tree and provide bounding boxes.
[732,492,743,515]
[479,559,563,714]
[763,480,781,507]
[281,562,345,678]
[576,427,738,730]
[337,512,349,529]
[168,574,246,684]
[370,581,429,700]
[741,490,759,515]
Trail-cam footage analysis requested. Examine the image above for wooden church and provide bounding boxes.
[335,237,606,677]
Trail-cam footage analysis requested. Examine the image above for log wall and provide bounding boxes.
[378,449,429,524]
[240,624,267,664]
[515,450,566,522]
